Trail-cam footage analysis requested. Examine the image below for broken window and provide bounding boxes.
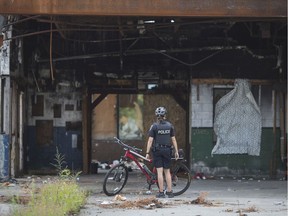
[91,94,144,140]
[91,94,117,139]
[118,94,143,140]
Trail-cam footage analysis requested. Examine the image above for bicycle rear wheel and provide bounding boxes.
[103,163,129,196]
[171,162,191,196]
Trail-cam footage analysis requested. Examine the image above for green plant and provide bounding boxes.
[51,147,82,179]
[12,147,87,216]
[50,147,67,174]
[13,179,86,216]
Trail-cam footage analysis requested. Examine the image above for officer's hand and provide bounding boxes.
[146,153,150,160]
[175,152,179,160]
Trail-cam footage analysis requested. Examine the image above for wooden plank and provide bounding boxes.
[0,0,286,18]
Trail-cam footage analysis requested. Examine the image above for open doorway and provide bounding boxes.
[91,93,187,166]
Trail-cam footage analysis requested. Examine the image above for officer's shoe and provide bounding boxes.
[166,191,174,198]
[156,191,165,198]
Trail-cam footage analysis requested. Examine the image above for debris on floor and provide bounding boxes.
[0,178,18,186]
[100,196,166,209]
[236,205,258,213]
[114,194,127,201]
[186,192,214,206]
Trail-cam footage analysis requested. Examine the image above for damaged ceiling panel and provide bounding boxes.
[0,0,286,92]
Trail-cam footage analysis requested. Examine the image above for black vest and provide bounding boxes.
[154,121,172,146]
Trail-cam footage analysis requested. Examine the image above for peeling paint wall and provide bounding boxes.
[26,90,83,171]
[0,30,12,178]
[0,32,10,76]
[27,91,82,126]
[0,135,9,179]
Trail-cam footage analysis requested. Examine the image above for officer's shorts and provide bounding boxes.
[152,148,172,169]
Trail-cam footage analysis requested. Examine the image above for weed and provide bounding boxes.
[50,147,67,174]
[51,147,82,179]
[12,148,87,216]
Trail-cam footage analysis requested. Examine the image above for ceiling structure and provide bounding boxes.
[0,0,287,93]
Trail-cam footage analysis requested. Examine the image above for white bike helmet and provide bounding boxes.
[155,106,167,117]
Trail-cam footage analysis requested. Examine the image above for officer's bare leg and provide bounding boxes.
[164,168,172,192]
[156,167,164,192]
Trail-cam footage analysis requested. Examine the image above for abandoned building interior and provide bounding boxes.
[0,1,287,180]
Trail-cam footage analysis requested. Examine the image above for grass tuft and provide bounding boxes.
[13,148,86,216]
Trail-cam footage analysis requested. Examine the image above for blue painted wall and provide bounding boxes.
[26,126,82,171]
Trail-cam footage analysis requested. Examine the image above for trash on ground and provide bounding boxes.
[100,197,165,209]
[101,200,114,205]
[186,192,214,206]
[114,194,127,201]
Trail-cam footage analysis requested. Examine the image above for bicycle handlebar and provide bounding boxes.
[114,137,142,153]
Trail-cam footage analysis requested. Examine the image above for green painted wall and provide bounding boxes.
[191,128,285,177]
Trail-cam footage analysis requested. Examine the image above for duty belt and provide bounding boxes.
[159,144,171,148]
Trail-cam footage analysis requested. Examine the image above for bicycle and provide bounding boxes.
[103,137,191,196]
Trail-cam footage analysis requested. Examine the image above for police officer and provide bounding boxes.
[146,106,179,198]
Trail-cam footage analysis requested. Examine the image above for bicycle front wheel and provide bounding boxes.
[103,163,129,196]
[171,162,191,196]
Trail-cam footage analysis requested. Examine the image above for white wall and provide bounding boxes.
[191,84,214,128]
[191,83,280,128]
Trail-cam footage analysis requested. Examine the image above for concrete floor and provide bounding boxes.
[78,171,287,216]
[0,170,287,216]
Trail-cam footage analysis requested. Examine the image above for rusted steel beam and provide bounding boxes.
[0,0,286,18]
[191,79,280,85]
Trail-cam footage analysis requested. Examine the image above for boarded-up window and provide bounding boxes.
[65,104,74,111]
[91,94,117,140]
[36,120,53,147]
[32,95,44,116]
[53,104,61,118]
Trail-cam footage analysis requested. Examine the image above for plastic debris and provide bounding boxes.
[101,201,114,205]
[145,190,152,195]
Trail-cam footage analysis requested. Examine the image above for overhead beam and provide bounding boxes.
[0,0,286,18]
[192,78,280,85]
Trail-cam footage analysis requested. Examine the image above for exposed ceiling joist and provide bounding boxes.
[0,0,286,18]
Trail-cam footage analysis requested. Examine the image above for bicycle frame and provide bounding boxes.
[121,145,157,184]
[103,137,192,196]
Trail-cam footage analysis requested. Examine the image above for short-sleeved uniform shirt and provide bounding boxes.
[148,120,175,169]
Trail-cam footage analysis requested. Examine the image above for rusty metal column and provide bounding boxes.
[82,86,91,174]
